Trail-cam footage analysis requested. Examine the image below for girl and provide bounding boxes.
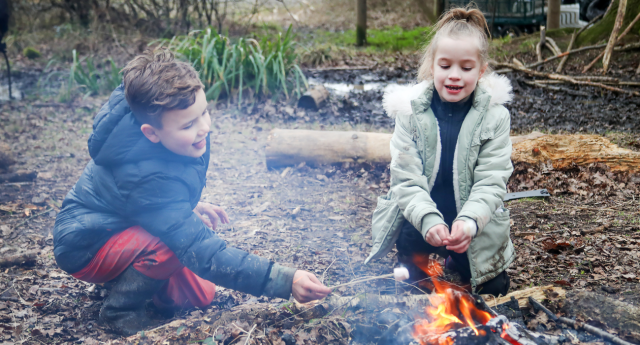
[366,7,514,296]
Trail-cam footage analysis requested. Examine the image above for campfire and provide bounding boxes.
[407,254,547,345]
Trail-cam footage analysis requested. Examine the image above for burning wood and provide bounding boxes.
[407,255,560,345]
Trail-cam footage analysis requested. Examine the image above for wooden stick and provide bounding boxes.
[328,273,394,289]
[584,6,638,73]
[529,297,634,345]
[603,0,628,74]
[545,37,562,56]
[557,29,578,73]
[501,63,640,96]
[536,26,546,62]
[523,80,592,97]
[0,251,38,268]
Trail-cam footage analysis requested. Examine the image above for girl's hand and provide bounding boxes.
[446,220,474,253]
[425,224,449,247]
[194,202,230,230]
[291,271,332,303]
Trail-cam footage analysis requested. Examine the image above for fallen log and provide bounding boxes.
[266,129,640,172]
[297,85,329,110]
[512,134,640,172]
[0,142,15,172]
[265,129,392,168]
[0,170,37,183]
[0,251,38,268]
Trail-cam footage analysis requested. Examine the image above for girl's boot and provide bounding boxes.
[99,265,166,336]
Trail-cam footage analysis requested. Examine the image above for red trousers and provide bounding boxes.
[72,226,215,309]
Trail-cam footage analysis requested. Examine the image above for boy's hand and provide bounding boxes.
[194,202,229,230]
[291,271,332,303]
[425,224,449,247]
[446,220,474,253]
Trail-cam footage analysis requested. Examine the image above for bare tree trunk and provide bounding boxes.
[356,0,366,46]
[547,0,561,29]
[602,0,627,74]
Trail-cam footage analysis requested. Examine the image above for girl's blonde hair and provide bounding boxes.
[417,5,491,81]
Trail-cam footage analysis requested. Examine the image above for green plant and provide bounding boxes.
[23,47,42,59]
[44,50,122,102]
[162,25,307,106]
[69,50,122,97]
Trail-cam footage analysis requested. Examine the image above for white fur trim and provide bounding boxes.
[477,73,513,107]
[429,119,442,191]
[383,81,429,118]
[383,73,513,118]
[453,141,462,213]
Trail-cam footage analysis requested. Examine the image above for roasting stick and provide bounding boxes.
[328,267,410,289]
[529,297,634,345]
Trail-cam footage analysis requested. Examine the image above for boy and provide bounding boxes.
[53,50,331,336]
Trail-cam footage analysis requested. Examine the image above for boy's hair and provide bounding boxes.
[121,50,204,128]
[417,5,491,81]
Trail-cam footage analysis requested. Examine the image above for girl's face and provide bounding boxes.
[431,36,488,102]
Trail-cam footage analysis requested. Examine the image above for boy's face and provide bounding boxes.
[141,89,211,158]
[431,36,487,103]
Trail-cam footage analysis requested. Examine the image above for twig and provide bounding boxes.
[584,9,639,73]
[557,12,605,72]
[545,37,562,56]
[529,297,634,345]
[244,324,257,345]
[602,0,628,74]
[499,63,640,96]
[522,80,591,97]
[557,29,577,73]
[10,207,53,233]
[328,273,394,289]
[275,0,299,26]
[536,26,546,62]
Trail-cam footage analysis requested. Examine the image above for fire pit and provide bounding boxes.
[374,254,557,345]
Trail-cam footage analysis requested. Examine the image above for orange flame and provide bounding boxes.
[410,254,495,344]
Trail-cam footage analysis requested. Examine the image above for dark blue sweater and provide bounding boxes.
[429,90,474,227]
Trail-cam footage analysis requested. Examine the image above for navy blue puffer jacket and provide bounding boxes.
[53,85,291,297]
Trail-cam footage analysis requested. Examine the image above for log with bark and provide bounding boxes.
[0,251,38,268]
[0,142,15,172]
[266,129,640,172]
[0,170,38,183]
[512,134,640,172]
[297,85,329,110]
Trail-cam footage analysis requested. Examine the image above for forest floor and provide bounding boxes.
[1,7,640,344]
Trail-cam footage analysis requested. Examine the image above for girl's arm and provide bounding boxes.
[456,107,513,233]
[389,115,446,238]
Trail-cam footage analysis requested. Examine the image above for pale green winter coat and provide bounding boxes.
[366,73,516,291]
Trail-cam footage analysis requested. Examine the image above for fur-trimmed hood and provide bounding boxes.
[382,73,513,118]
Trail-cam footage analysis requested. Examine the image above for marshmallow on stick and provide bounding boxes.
[328,267,410,289]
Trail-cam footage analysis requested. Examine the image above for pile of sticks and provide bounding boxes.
[493,9,640,96]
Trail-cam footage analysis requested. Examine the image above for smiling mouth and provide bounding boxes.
[445,85,464,91]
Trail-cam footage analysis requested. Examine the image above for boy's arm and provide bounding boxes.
[390,115,446,238]
[124,176,293,298]
[456,107,513,233]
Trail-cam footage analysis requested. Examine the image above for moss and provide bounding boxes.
[576,0,640,47]
[22,46,42,59]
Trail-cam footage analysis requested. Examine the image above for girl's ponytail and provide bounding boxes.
[417,5,491,81]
